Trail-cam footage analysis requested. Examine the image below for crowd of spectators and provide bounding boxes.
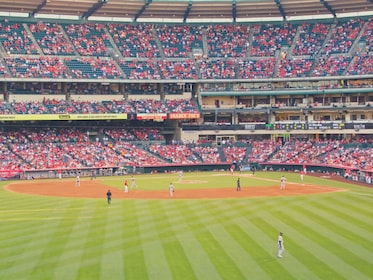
[1,128,373,173]
[1,98,199,115]
[312,55,352,77]
[199,59,236,79]
[5,57,69,79]
[190,144,220,163]
[147,143,201,164]
[64,57,122,79]
[157,25,203,58]
[158,59,198,79]
[0,18,372,79]
[250,23,296,57]
[360,17,373,53]
[238,58,276,79]
[206,24,249,58]
[346,54,373,76]
[292,22,329,56]
[118,60,161,80]
[63,23,110,57]
[108,23,160,58]
[0,21,39,55]
[29,22,76,55]
[277,58,313,78]
[322,19,364,55]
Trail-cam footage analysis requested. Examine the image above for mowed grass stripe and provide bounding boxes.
[76,201,110,279]
[221,223,272,280]
[293,203,373,277]
[99,202,125,280]
[276,206,372,279]
[173,200,225,279]
[322,194,373,219]
[197,199,291,279]
[29,201,93,279]
[53,200,101,280]
[308,198,373,248]
[210,198,319,280]
[137,201,173,279]
[121,201,148,280]
[247,197,338,279]
[232,216,296,280]
[0,198,86,279]
[247,211,323,280]
[159,201,198,280]
[250,214,342,280]
[209,223,270,279]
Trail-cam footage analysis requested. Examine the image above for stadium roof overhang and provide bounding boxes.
[0,0,372,23]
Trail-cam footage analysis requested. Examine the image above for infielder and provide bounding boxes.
[280,175,286,189]
[169,182,175,197]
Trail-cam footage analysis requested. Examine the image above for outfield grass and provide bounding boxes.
[1,171,373,280]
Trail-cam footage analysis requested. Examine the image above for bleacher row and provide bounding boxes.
[0,98,199,114]
[0,18,372,79]
[1,127,372,172]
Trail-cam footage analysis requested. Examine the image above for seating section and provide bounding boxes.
[206,24,249,58]
[277,58,313,78]
[0,21,39,54]
[1,129,373,172]
[64,57,122,79]
[238,58,276,79]
[360,18,373,52]
[199,59,236,79]
[158,59,198,79]
[346,53,373,75]
[0,60,8,77]
[107,24,160,58]
[117,60,161,80]
[250,23,297,57]
[157,25,203,58]
[5,57,69,78]
[148,143,200,164]
[4,98,199,115]
[292,22,330,56]
[62,23,112,56]
[29,22,76,55]
[312,54,352,77]
[0,18,371,78]
[323,19,364,54]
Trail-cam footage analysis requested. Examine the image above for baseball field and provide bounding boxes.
[1,171,373,280]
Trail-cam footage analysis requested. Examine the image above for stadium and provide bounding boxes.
[1,0,373,279]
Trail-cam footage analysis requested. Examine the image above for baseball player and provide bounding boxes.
[277,232,284,258]
[280,175,286,189]
[169,182,175,197]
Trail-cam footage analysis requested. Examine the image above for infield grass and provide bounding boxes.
[1,171,373,280]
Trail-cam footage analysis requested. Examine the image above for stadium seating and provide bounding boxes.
[28,22,76,55]
[107,23,160,58]
[0,21,39,55]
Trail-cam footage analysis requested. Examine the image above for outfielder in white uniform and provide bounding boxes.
[280,175,286,189]
[278,232,284,258]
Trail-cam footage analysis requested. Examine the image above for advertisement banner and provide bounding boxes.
[0,114,128,121]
